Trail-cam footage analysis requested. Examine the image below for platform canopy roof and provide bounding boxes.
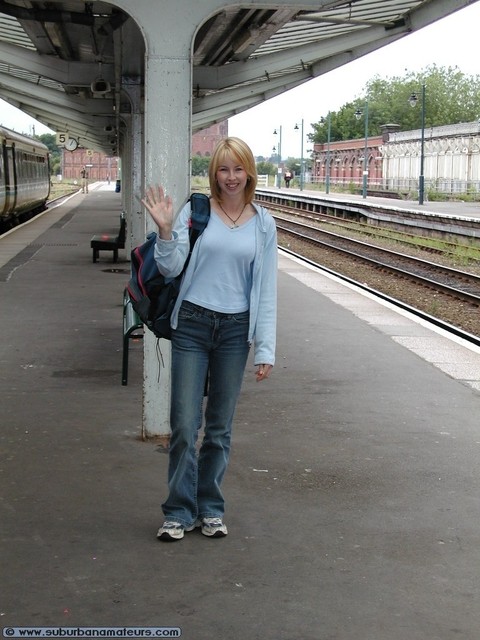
[0,0,476,154]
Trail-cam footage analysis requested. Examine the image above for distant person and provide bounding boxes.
[284,170,292,188]
[80,166,89,193]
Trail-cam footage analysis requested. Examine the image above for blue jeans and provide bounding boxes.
[162,301,250,527]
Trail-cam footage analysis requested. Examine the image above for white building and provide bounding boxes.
[382,121,480,195]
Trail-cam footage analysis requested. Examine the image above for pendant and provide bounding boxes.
[231,223,238,229]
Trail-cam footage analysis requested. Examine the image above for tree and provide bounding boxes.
[38,133,60,175]
[284,157,299,174]
[256,160,276,176]
[191,155,210,176]
[310,65,480,145]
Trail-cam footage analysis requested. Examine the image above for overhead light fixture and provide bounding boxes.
[91,62,111,95]
[91,77,110,94]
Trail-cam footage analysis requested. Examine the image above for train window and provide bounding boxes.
[23,153,29,179]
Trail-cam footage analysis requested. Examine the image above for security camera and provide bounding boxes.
[91,78,111,95]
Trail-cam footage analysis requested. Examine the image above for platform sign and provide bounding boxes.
[57,132,79,151]
[56,132,68,146]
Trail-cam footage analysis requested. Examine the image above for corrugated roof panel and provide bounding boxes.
[253,0,425,57]
[0,14,36,49]
[0,63,64,91]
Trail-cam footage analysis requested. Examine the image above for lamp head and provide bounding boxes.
[408,93,418,108]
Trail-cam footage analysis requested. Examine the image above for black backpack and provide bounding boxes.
[127,193,210,339]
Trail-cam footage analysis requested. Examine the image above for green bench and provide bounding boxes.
[122,288,143,385]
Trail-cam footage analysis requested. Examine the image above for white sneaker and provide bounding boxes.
[200,517,228,538]
[157,521,196,541]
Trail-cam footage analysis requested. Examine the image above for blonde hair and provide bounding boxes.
[208,137,257,203]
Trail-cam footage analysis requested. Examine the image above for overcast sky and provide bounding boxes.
[1,2,479,158]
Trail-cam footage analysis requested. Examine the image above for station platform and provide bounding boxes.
[1,185,480,639]
[265,184,480,219]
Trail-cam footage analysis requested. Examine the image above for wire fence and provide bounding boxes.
[307,176,480,198]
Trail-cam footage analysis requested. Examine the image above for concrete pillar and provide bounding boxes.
[142,56,192,439]
[120,120,132,245]
[114,1,200,439]
[122,85,144,253]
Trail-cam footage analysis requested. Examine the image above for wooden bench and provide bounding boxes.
[122,288,143,386]
[91,212,126,263]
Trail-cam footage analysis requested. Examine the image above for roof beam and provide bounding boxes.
[0,78,113,132]
[192,67,310,131]
[0,41,115,86]
[1,89,111,132]
[193,0,473,92]
[0,71,114,118]
[193,19,408,90]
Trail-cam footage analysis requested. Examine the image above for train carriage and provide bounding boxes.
[0,126,50,227]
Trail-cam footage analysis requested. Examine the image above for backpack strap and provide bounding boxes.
[189,193,211,237]
[184,193,211,268]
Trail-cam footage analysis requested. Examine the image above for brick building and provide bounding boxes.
[192,122,228,156]
[313,135,384,187]
[62,148,119,183]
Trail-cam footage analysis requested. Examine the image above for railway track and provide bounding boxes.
[274,214,480,345]
[275,216,480,306]
[272,202,480,261]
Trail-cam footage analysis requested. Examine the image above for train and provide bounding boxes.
[0,125,50,231]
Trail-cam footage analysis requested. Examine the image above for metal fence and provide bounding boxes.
[307,175,480,196]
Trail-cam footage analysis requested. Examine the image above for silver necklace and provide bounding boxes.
[218,202,247,228]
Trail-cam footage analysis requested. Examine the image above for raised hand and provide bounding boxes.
[141,184,174,240]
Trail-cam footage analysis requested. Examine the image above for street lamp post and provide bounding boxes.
[408,84,426,205]
[354,101,369,198]
[294,119,305,191]
[272,146,277,188]
[320,113,331,194]
[273,126,282,188]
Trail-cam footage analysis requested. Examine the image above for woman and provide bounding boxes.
[142,137,277,541]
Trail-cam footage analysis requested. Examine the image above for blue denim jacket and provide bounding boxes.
[154,201,277,365]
